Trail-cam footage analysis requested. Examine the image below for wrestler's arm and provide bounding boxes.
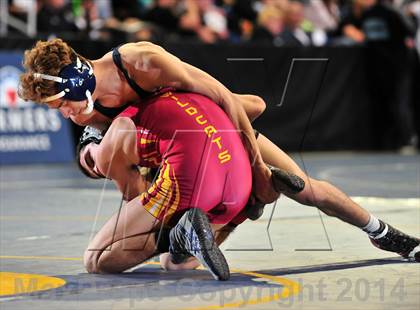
[96,117,142,201]
[125,44,277,203]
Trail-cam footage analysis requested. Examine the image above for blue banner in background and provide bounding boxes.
[0,52,74,164]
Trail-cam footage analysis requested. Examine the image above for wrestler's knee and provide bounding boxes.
[83,248,100,274]
[83,247,117,274]
[237,94,266,121]
[95,257,122,274]
[250,95,266,116]
[84,250,125,274]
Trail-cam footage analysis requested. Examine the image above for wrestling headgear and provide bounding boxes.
[33,57,96,114]
[79,126,103,148]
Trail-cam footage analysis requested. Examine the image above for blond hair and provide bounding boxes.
[258,5,283,26]
[18,39,90,103]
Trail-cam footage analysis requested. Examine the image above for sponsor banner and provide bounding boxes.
[0,52,74,164]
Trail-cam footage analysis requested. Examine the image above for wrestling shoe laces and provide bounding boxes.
[169,208,230,280]
[369,221,420,262]
[245,166,306,221]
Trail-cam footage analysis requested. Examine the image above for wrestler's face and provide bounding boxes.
[79,143,105,179]
[47,98,90,119]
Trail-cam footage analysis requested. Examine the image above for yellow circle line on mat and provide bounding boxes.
[181,268,300,310]
[0,255,301,308]
[0,272,66,296]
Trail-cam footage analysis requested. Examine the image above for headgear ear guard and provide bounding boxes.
[33,57,96,114]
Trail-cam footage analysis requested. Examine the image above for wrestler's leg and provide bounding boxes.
[234,94,266,122]
[256,133,370,227]
[83,197,160,274]
[257,133,420,261]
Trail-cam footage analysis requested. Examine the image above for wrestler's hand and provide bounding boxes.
[252,162,280,204]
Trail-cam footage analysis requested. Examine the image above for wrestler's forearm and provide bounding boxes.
[96,118,140,199]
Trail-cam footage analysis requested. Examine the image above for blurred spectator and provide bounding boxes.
[281,1,312,46]
[252,5,285,45]
[401,0,420,150]
[37,0,78,35]
[70,0,111,40]
[111,0,142,20]
[219,0,258,41]
[343,0,418,150]
[105,0,152,41]
[256,0,289,11]
[304,0,340,44]
[94,0,113,21]
[141,0,202,41]
[142,0,182,31]
[403,0,420,54]
[6,0,37,35]
[142,0,227,43]
[8,0,36,15]
[338,0,367,44]
[304,0,340,32]
[197,0,230,41]
[362,0,415,47]
[337,0,416,45]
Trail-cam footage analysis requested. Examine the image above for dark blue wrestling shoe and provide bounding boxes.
[269,165,305,194]
[169,208,230,280]
[245,166,305,221]
[370,221,420,262]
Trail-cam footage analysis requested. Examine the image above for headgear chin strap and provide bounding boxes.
[33,57,96,114]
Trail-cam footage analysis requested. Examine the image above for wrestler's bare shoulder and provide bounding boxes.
[123,41,165,52]
[117,42,179,72]
[119,42,165,60]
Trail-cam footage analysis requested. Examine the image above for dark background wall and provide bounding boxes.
[1,39,376,152]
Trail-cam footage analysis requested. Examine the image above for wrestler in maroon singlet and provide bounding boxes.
[119,91,252,225]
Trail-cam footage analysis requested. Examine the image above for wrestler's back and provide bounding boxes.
[120,91,252,224]
[123,91,244,168]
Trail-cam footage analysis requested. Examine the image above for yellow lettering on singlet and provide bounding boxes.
[195,115,207,125]
[185,107,197,116]
[211,136,222,149]
[140,138,155,144]
[218,150,231,164]
[168,94,233,165]
[176,100,189,107]
[160,92,171,98]
[204,125,217,138]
